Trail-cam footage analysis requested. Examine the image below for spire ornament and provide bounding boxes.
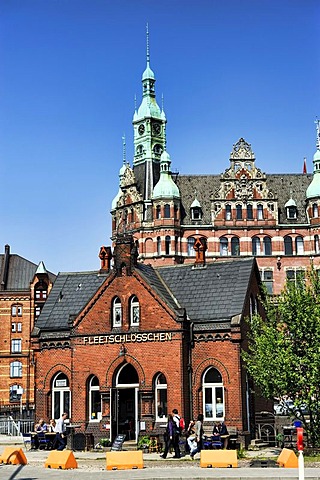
[315,118,320,150]
[146,23,150,67]
[122,134,126,165]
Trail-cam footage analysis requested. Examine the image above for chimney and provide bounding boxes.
[113,234,138,276]
[194,237,207,266]
[99,246,112,272]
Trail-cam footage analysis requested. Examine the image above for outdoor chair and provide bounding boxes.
[37,431,51,449]
[21,432,32,451]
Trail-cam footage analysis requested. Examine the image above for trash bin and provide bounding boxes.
[67,432,86,450]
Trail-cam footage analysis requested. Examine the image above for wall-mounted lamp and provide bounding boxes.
[119,344,127,357]
[277,257,282,271]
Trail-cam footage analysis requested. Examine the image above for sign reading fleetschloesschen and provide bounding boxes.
[83,332,173,345]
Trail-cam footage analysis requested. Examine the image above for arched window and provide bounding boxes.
[257,204,264,220]
[187,237,196,256]
[315,235,320,254]
[10,361,22,378]
[156,205,161,219]
[136,145,143,155]
[236,204,242,220]
[225,205,232,220]
[231,237,240,256]
[263,237,272,256]
[130,296,140,326]
[295,236,304,255]
[165,236,171,255]
[313,203,319,218]
[157,237,161,256]
[52,372,70,420]
[88,376,101,421]
[247,204,253,220]
[220,237,228,256]
[252,237,261,255]
[164,204,170,218]
[112,297,122,327]
[130,208,134,223]
[153,144,163,155]
[203,367,224,421]
[155,373,167,421]
[284,236,293,256]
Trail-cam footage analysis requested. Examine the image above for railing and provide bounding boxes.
[0,416,34,436]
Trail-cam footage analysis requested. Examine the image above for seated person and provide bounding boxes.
[48,419,56,433]
[185,420,195,453]
[33,418,48,449]
[219,421,229,449]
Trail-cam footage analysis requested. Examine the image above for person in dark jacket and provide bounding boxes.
[160,414,181,459]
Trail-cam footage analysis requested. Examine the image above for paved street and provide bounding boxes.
[1,436,320,480]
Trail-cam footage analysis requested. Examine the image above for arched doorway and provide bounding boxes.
[111,363,139,442]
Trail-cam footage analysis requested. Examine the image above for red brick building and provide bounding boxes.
[0,245,54,417]
[111,44,320,296]
[32,234,265,446]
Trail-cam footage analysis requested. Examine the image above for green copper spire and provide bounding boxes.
[306,119,320,199]
[152,150,180,199]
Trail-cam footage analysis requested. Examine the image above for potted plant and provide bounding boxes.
[137,435,151,453]
[99,438,112,451]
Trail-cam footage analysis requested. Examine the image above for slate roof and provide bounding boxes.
[34,258,256,335]
[34,271,109,332]
[0,254,55,291]
[156,258,256,325]
[176,173,313,225]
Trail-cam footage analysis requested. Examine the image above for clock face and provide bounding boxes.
[153,123,161,135]
[138,124,145,135]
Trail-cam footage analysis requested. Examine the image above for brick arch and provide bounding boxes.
[106,354,145,388]
[193,357,230,390]
[42,364,72,391]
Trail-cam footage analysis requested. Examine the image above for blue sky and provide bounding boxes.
[0,0,319,273]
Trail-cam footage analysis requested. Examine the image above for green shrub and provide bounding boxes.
[137,435,151,450]
[100,438,111,447]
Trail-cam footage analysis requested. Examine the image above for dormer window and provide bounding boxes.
[287,206,297,219]
[191,207,202,220]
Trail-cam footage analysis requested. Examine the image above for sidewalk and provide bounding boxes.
[1,435,320,479]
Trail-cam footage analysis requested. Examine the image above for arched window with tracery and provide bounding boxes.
[130,296,140,326]
[203,367,224,421]
[112,297,122,327]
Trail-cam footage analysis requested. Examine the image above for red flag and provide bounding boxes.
[303,157,307,174]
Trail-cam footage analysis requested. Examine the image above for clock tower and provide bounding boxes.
[133,26,166,220]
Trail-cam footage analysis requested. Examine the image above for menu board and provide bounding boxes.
[111,434,126,451]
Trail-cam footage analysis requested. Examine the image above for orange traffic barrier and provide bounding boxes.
[277,448,298,468]
[45,450,78,469]
[106,450,144,470]
[200,449,238,468]
[0,447,28,465]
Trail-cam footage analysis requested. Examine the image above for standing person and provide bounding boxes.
[54,412,68,451]
[190,413,204,460]
[160,414,175,459]
[171,408,181,458]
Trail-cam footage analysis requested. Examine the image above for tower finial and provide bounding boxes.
[161,93,164,112]
[146,23,150,66]
[315,117,320,150]
[122,134,126,164]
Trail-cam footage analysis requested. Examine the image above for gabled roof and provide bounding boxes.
[0,254,55,291]
[157,258,256,325]
[34,258,257,336]
[33,271,109,332]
